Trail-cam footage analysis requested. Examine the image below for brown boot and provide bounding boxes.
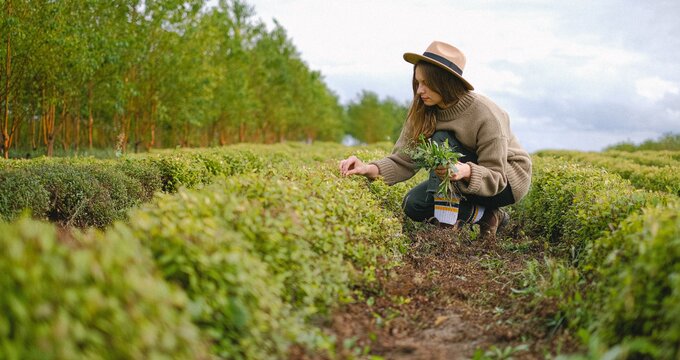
[478,208,509,239]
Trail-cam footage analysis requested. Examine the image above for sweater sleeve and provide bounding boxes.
[456,136,508,197]
[369,128,418,185]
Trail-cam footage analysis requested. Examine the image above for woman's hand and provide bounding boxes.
[435,162,471,182]
[339,155,379,179]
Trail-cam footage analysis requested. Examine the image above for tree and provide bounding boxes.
[345,91,408,144]
[0,0,348,157]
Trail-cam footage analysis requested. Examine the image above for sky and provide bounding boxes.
[242,0,679,152]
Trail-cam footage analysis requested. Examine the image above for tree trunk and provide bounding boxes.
[31,114,36,150]
[149,123,155,150]
[120,112,129,153]
[62,103,69,152]
[75,110,80,152]
[2,1,12,159]
[88,81,93,149]
[45,103,57,157]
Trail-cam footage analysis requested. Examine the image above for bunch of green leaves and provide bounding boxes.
[405,135,463,197]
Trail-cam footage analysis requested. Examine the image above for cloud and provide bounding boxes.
[635,76,680,102]
[244,0,679,151]
[467,65,524,96]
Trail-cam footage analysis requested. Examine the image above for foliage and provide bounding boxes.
[605,132,680,152]
[114,158,163,202]
[4,141,680,358]
[0,168,49,221]
[34,162,118,228]
[121,149,408,357]
[0,218,206,359]
[0,147,270,225]
[345,90,408,144]
[585,204,680,359]
[404,134,462,197]
[127,190,296,359]
[0,142,412,358]
[513,152,680,359]
[515,156,674,260]
[536,149,680,196]
[0,0,345,159]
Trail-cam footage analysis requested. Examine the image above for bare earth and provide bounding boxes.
[296,221,581,359]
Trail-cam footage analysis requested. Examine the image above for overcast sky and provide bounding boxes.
[243,0,679,152]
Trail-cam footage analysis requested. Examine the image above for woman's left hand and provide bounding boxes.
[435,162,471,182]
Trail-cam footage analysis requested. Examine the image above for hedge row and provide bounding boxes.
[1,143,414,359]
[514,156,680,359]
[536,149,680,196]
[0,143,369,227]
[0,219,207,359]
[0,149,294,228]
[583,204,680,359]
[603,150,680,168]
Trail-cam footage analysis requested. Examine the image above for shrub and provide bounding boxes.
[124,159,408,357]
[128,190,297,359]
[586,203,680,359]
[87,164,145,221]
[513,155,680,358]
[115,158,163,202]
[535,150,680,196]
[149,154,212,192]
[514,157,673,261]
[0,218,206,359]
[0,169,49,221]
[33,163,115,227]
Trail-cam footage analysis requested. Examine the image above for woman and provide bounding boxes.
[339,41,532,239]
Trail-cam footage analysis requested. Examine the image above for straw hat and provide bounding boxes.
[403,41,474,90]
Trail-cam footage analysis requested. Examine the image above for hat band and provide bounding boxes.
[423,52,463,76]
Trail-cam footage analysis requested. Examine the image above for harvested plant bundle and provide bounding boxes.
[405,135,463,197]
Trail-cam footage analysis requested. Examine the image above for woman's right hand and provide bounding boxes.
[339,155,379,179]
[435,162,471,182]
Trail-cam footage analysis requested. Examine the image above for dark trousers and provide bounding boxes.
[402,131,515,222]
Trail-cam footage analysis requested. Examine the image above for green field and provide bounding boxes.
[1,142,679,359]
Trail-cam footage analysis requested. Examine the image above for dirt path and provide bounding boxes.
[320,223,579,359]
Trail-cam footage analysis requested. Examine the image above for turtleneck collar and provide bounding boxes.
[436,92,475,122]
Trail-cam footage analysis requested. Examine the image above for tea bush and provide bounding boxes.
[536,150,680,196]
[34,162,117,227]
[515,155,680,358]
[585,203,680,359]
[0,218,206,359]
[123,159,409,357]
[0,149,266,225]
[115,158,163,201]
[513,157,672,261]
[128,190,295,359]
[0,169,49,221]
[603,150,680,168]
[0,143,401,227]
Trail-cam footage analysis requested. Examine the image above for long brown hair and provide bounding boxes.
[403,61,469,143]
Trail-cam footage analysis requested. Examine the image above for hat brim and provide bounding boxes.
[403,52,474,90]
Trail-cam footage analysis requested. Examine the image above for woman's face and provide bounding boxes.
[415,65,444,108]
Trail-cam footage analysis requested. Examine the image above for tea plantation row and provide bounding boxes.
[1,143,415,359]
[515,155,680,359]
[0,143,392,227]
[2,144,679,358]
[536,149,680,196]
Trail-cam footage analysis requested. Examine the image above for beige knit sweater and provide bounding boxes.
[371,92,532,203]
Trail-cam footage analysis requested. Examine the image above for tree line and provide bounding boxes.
[0,0,407,158]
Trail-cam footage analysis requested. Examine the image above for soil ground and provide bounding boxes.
[301,220,582,359]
